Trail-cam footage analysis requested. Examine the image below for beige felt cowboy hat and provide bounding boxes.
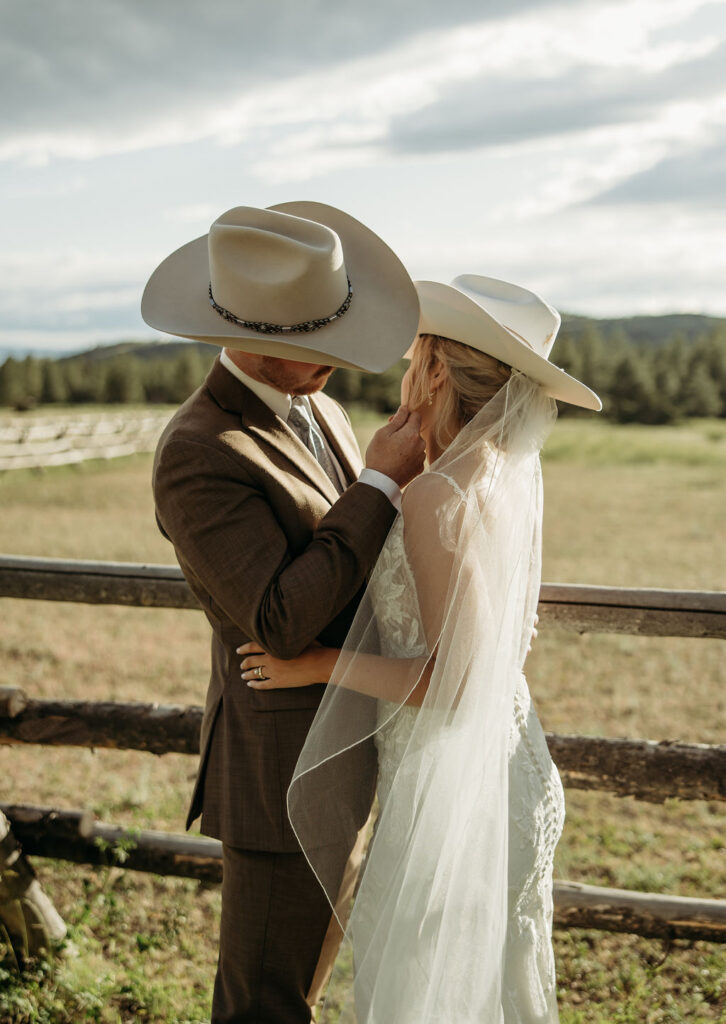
[413,275,602,410]
[141,202,419,373]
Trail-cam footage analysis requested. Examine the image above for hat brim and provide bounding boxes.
[413,281,602,411]
[141,201,419,374]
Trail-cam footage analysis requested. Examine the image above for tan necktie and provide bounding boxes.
[288,396,343,494]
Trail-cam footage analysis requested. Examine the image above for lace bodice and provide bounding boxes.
[359,496,564,1023]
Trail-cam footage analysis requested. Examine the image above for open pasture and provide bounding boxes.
[0,414,725,1022]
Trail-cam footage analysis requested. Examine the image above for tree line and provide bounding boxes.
[325,322,726,423]
[1,321,725,423]
[0,348,214,411]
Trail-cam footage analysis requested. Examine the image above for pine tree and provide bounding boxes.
[172,349,206,402]
[609,351,656,423]
[22,356,43,406]
[104,357,144,403]
[550,333,583,380]
[0,358,24,407]
[41,360,69,404]
[681,360,722,418]
[648,351,680,424]
[695,330,726,417]
[578,323,612,414]
[358,360,405,413]
[325,368,361,406]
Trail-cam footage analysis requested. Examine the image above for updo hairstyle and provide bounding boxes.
[407,333,512,451]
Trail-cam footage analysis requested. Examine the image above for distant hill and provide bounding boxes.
[1,313,724,366]
[0,339,211,364]
[560,313,724,346]
[56,340,214,364]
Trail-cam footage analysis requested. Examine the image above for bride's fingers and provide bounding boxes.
[241,665,274,688]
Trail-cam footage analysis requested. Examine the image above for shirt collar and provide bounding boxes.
[220,348,292,421]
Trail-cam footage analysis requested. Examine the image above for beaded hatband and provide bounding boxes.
[208,278,353,335]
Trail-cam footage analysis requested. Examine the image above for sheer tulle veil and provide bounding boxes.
[288,371,558,1022]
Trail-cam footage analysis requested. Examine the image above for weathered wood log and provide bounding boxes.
[0,697,203,756]
[0,686,28,718]
[1,696,724,803]
[0,810,66,962]
[548,733,726,803]
[537,582,726,639]
[2,805,223,885]
[1,557,724,637]
[553,880,726,943]
[4,804,725,943]
[0,556,201,610]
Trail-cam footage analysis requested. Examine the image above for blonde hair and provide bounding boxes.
[408,333,512,451]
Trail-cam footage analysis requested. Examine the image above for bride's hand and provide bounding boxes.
[237,642,334,690]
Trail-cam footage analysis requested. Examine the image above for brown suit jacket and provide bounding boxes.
[153,357,394,851]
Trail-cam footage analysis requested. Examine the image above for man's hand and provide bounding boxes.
[365,406,426,488]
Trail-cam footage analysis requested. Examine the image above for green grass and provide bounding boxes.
[0,414,725,1022]
[543,416,726,467]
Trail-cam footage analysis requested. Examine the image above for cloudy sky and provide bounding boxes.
[2,0,725,352]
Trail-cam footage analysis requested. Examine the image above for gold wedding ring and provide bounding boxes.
[255,665,264,680]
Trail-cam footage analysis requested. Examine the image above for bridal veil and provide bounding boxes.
[289,372,559,1022]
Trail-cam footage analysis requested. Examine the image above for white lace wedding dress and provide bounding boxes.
[350,500,565,1024]
[291,379,563,1023]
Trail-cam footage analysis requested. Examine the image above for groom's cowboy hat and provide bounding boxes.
[141,202,419,373]
[413,275,602,410]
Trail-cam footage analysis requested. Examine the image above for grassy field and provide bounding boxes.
[0,413,724,1023]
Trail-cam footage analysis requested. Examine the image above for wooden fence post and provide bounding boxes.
[0,810,66,964]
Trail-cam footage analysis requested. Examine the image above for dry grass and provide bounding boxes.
[0,412,725,1022]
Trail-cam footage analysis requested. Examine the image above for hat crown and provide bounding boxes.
[452,275,560,358]
[208,206,348,327]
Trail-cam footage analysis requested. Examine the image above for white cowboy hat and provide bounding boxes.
[141,202,419,374]
[413,275,601,410]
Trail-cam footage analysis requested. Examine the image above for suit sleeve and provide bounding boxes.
[154,436,396,659]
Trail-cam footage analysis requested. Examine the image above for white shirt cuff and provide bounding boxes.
[358,468,402,513]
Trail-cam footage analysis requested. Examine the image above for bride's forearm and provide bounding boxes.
[241,642,433,704]
[332,650,434,707]
[311,645,339,683]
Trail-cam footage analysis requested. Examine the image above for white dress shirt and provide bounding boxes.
[220,349,401,511]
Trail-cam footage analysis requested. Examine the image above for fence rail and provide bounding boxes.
[3,803,725,944]
[1,555,724,949]
[1,555,725,638]
[1,687,724,804]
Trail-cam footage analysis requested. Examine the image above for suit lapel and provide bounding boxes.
[205,358,340,504]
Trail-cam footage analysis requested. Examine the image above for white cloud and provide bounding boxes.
[3,0,719,170]
[164,203,219,225]
[1,0,725,346]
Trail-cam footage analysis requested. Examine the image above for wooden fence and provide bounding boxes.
[0,412,171,470]
[1,555,725,953]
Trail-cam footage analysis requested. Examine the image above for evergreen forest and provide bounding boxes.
[1,314,725,424]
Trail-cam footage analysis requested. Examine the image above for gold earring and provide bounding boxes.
[427,392,434,406]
